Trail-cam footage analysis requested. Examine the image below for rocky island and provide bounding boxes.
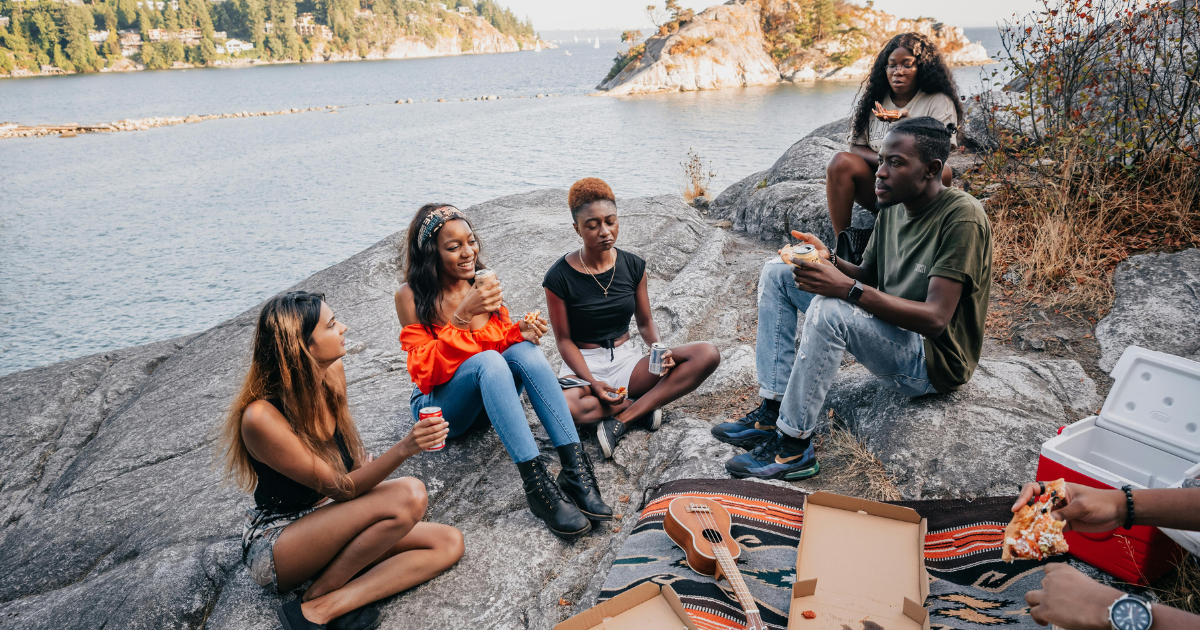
[597,0,991,95]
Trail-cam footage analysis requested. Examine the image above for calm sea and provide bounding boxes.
[0,27,1005,376]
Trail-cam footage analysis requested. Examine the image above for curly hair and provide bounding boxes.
[850,33,963,146]
[403,203,483,335]
[890,116,957,164]
[568,177,616,221]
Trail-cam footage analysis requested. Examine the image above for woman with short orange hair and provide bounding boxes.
[543,178,721,458]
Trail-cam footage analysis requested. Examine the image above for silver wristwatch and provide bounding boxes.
[1108,594,1152,630]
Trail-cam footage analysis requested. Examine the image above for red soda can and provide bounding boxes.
[418,407,446,451]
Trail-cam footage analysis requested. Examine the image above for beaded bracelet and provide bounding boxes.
[1121,485,1135,530]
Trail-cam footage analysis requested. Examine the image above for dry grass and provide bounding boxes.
[680,148,716,204]
[668,35,714,57]
[1151,554,1200,615]
[815,413,902,502]
[973,146,1200,314]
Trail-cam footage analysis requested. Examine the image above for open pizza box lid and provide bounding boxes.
[553,582,700,630]
[1096,346,1200,463]
[788,492,930,630]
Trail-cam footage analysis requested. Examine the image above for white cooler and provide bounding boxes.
[1036,346,1200,584]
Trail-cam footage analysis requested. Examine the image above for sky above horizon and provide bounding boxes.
[504,0,1046,31]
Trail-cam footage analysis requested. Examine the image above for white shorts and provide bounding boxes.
[558,341,646,390]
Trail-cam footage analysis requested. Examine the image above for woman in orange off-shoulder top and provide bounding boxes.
[394,203,612,541]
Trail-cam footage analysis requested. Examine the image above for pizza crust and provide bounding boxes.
[1002,478,1070,562]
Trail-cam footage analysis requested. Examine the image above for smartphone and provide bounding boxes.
[558,376,590,390]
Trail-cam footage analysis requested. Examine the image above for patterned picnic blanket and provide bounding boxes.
[599,479,1072,630]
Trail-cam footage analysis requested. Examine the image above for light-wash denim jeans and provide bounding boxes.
[410,341,579,463]
[755,260,937,439]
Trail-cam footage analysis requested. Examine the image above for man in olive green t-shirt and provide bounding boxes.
[716,116,992,481]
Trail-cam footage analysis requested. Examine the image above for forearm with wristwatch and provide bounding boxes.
[829,252,865,305]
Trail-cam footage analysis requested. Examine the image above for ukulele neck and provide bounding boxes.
[711,542,766,630]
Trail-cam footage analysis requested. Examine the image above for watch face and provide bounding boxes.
[1112,599,1152,630]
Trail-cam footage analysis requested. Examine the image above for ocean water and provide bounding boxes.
[0,27,1005,376]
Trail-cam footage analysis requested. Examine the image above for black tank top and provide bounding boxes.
[249,398,355,513]
[541,249,646,345]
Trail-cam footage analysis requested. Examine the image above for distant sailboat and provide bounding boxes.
[594,37,600,49]
[535,40,541,52]
[574,35,578,43]
[564,50,572,56]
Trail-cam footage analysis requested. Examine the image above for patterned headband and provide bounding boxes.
[417,206,466,247]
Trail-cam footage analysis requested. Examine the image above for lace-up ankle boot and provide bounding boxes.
[516,457,592,539]
[555,443,613,521]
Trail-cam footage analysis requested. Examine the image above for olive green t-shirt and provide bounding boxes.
[860,187,992,393]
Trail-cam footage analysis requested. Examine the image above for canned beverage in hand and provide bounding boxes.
[649,343,668,375]
[792,244,820,265]
[418,407,446,451]
[473,268,497,288]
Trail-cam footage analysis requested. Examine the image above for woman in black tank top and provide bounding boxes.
[543,178,722,458]
[219,292,463,630]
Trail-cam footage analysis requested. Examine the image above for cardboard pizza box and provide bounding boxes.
[788,492,930,630]
[1037,346,1199,583]
[554,582,699,630]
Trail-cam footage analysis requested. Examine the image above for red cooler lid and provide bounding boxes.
[1099,346,1200,463]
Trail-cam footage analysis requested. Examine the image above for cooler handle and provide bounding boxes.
[1073,460,1128,487]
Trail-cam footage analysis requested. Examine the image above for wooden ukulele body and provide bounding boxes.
[663,497,740,578]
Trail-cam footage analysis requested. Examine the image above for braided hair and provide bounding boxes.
[889,116,957,164]
[850,33,963,146]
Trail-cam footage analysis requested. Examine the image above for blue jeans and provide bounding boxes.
[409,341,579,463]
[755,261,937,439]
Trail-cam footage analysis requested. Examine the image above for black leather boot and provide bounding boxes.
[516,457,592,539]
[556,443,614,521]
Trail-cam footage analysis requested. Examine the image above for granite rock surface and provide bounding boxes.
[1094,249,1200,373]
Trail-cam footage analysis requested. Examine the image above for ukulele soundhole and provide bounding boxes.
[702,528,723,544]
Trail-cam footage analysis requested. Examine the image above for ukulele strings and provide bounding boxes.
[692,501,760,620]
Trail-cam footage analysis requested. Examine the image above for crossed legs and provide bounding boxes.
[271,478,464,624]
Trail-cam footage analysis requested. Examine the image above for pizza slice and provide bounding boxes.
[1002,478,1070,562]
[872,101,907,122]
[523,310,541,324]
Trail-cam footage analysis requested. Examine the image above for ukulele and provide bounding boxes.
[664,496,768,630]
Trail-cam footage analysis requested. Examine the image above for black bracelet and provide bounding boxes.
[1122,485,1135,530]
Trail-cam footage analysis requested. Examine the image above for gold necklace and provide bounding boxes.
[578,247,616,297]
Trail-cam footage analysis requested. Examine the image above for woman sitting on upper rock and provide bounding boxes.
[543,178,721,459]
[827,32,962,264]
[220,290,463,630]
[396,203,613,540]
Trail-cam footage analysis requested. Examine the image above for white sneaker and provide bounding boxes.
[646,408,662,431]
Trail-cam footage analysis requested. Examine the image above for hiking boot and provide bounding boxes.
[724,431,820,481]
[276,599,326,630]
[329,604,381,630]
[596,417,627,459]
[835,226,873,266]
[711,400,778,449]
[516,457,592,539]
[556,443,614,521]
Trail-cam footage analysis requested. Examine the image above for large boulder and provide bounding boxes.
[708,118,875,243]
[1095,248,1200,373]
[823,357,1101,499]
[596,2,781,95]
[0,190,756,630]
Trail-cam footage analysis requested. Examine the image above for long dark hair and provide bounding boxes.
[850,32,963,144]
[221,291,364,495]
[404,203,484,335]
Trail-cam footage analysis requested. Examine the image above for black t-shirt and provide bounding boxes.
[542,249,646,345]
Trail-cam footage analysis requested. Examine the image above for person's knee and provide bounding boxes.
[759,260,792,296]
[696,342,721,373]
[439,525,465,563]
[805,295,849,333]
[826,151,859,178]
[385,477,428,523]
[573,393,600,416]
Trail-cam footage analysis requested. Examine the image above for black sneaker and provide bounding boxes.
[596,417,627,459]
[330,604,381,630]
[725,431,819,481]
[276,599,326,630]
[711,400,778,449]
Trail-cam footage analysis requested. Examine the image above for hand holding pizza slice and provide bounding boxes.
[1002,478,1070,562]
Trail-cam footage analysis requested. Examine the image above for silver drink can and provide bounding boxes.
[649,343,668,375]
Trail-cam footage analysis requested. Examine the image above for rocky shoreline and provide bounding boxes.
[1,121,1196,628]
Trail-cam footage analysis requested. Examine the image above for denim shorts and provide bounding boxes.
[241,501,328,592]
